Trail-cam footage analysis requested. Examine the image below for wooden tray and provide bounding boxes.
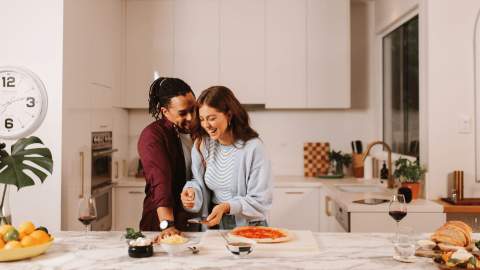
[441,197,480,205]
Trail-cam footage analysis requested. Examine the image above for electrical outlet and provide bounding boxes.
[458,115,472,134]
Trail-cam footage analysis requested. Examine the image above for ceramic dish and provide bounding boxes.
[0,238,54,262]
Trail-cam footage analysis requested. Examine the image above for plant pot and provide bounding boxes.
[401,182,421,200]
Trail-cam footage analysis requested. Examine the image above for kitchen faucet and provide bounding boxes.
[362,141,395,189]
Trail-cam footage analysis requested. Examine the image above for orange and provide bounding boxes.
[19,231,27,240]
[18,221,35,235]
[0,224,12,236]
[20,235,37,247]
[0,238,4,250]
[30,230,50,244]
[4,240,21,250]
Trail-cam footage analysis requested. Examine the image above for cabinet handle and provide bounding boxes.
[79,152,85,198]
[325,196,332,217]
[285,191,304,195]
[114,161,119,179]
[122,159,127,177]
[100,125,108,128]
[128,191,143,194]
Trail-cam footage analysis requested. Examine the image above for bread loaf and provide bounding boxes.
[431,221,472,248]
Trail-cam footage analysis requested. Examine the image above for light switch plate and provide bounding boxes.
[458,115,472,134]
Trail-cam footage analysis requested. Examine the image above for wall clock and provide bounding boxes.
[0,66,48,139]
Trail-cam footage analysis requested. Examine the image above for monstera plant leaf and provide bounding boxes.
[0,136,53,190]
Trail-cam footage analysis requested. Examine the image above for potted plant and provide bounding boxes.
[393,157,426,200]
[0,137,53,225]
[327,150,352,176]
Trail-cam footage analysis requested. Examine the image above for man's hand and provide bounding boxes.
[181,188,195,209]
[206,203,230,227]
[154,227,181,243]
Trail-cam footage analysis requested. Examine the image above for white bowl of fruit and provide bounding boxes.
[0,221,53,261]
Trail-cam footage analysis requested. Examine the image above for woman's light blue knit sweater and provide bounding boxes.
[183,136,273,227]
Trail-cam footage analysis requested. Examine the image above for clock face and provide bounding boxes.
[0,67,48,139]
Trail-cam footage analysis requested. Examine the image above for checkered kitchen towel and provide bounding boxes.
[303,142,330,177]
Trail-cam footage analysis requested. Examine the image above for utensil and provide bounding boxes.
[355,140,363,153]
[220,232,231,244]
[187,217,209,224]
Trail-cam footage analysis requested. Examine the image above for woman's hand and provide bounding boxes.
[181,188,195,209]
[154,227,181,243]
[206,203,230,227]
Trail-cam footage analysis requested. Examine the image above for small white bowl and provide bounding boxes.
[160,241,190,256]
[225,237,256,258]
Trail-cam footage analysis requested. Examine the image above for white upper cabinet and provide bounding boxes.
[307,0,350,108]
[219,0,265,104]
[265,0,307,108]
[125,0,175,108]
[174,0,219,97]
[122,0,350,108]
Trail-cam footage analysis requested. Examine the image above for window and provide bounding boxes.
[383,16,419,158]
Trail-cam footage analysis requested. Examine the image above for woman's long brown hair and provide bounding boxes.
[192,86,259,147]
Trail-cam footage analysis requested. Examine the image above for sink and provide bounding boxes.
[334,184,386,193]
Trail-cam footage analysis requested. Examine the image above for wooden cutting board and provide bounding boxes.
[199,230,320,256]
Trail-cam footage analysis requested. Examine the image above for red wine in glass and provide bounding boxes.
[388,194,407,243]
[389,211,407,222]
[78,215,97,226]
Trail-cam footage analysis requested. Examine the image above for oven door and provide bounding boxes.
[91,149,116,189]
[91,184,113,231]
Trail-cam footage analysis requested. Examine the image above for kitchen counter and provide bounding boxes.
[114,175,444,213]
[435,199,480,213]
[2,231,440,270]
[113,177,146,187]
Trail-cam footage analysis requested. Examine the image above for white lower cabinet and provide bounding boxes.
[269,187,320,231]
[113,186,145,230]
[350,212,446,233]
[319,189,345,232]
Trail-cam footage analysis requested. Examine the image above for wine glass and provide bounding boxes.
[78,196,97,249]
[388,194,407,243]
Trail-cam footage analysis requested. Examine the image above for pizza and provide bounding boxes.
[229,226,292,243]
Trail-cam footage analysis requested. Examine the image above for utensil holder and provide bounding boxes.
[352,153,364,178]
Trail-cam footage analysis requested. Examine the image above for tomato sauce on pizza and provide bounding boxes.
[231,226,286,239]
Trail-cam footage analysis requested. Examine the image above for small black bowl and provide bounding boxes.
[128,244,153,258]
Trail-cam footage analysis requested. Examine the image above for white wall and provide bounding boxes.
[0,0,63,230]
[424,0,480,198]
[373,0,480,198]
[127,1,379,176]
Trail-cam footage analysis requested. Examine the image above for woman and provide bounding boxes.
[180,86,272,229]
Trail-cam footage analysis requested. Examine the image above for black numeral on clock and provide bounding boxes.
[26,97,35,107]
[1,77,15,87]
[4,118,13,129]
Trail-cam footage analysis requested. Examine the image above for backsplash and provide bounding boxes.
[128,108,378,176]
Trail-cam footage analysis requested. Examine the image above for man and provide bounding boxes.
[138,77,197,238]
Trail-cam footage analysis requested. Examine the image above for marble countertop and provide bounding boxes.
[2,231,440,270]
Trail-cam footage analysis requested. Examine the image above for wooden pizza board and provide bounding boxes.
[200,230,320,256]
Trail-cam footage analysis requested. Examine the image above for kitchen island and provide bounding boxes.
[2,231,441,270]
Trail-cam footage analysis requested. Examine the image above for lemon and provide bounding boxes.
[3,228,19,242]
[30,230,50,244]
[20,235,37,247]
[0,224,13,236]
[4,240,22,250]
[18,221,35,235]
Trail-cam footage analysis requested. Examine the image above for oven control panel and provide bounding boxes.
[92,131,112,150]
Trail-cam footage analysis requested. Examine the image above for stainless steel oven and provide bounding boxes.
[91,132,116,189]
[91,131,116,231]
[91,183,113,231]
